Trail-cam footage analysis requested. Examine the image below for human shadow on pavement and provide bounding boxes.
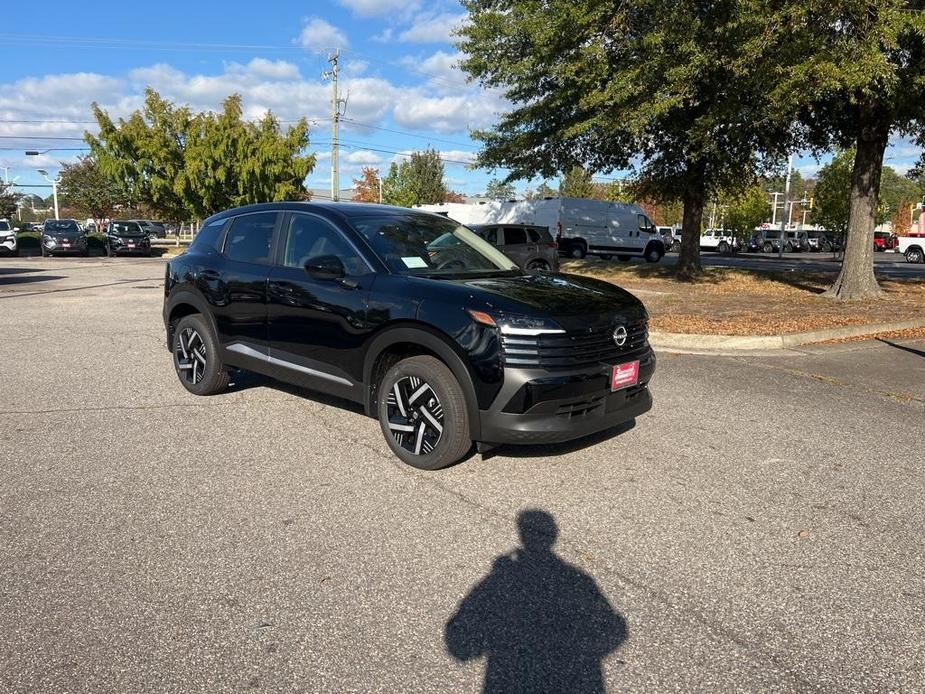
[445,510,627,693]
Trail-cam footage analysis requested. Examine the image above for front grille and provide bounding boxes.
[555,396,605,419]
[501,320,648,370]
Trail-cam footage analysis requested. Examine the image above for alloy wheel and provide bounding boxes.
[175,327,208,385]
[385,375,444,455]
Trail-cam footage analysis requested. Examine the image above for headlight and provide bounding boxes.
[467,310,565,335]
[43,235,54,244]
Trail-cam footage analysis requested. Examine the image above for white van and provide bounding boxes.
[416,197,666,263]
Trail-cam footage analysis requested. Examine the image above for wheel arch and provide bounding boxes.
[164,289,219,352]
[363,323,482,440]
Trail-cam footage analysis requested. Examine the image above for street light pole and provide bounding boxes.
[771,192,782,226]
[37,169,60,219]
[778,155,793,259]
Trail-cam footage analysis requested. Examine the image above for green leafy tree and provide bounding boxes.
[594,180,633,203]
[0,181,20,219]
[57,156,125,225]
[779,0,925,299]
[813,150,854,237]
[558,166,594,199]
[87,89,314,221]
[459,0,795,280]
[382,149,447,207]
[484,178,516,200]
[535,181,556,198]
[723,185,768,242]
[878,167,921,227]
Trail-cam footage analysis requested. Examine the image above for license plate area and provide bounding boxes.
[611,360,640,391]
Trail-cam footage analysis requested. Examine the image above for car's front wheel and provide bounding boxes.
[906,247,924,264]
[378,355,471,470]
[526,259,549,271]
[172,314,229,396]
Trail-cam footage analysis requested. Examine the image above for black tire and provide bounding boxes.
[763,242,773,253]
[525,259,549,271]
[906,247,924,264]
[671,240,681,253]
[644,245,663,263]
[617,255,631,262]
[40,245,48,257]
[172,313,230,396]
[378,355,471,470]
[718,241,729,255]
[568,242,587,259]
[598,254,612,260]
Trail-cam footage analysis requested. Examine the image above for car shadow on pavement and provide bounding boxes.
[0,267,64,286]
[445,509,628,693]
[877,337,925,359]
[227,369,366,414]
[489,419,637,459]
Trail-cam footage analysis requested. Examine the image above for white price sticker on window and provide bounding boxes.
[401,256,428,269]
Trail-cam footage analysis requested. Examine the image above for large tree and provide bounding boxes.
[484,178,516,200]
[0,181,20,219]
[781,0,925,299]
[87,89,314,221]
[458,0,795,280]
[57,156,125,225]
[382,149,447,207]
[558,166,595,199]
[722,185,769,242]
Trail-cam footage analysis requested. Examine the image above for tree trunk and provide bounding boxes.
[677,169,706,281]
[824,108,889,301]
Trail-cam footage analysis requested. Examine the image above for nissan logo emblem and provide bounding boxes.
[613,325,628,347]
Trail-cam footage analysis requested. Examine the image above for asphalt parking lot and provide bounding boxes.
[1,257,923,692]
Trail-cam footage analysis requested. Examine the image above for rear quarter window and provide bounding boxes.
[189,218,228,253]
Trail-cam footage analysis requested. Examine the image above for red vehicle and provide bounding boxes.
[873,231,897,251]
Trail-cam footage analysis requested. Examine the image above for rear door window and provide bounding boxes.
[503,227,528,245]
[223,212,278,264]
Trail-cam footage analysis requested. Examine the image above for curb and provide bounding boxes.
[650,318,925,354]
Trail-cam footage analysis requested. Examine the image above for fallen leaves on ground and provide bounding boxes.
[564,259,925,336]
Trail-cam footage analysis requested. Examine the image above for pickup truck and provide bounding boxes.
[898,236,925,264]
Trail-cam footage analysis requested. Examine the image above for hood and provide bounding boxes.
[44,229,83,238]
[426,271,647,327]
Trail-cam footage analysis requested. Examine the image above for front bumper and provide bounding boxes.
[478,349,656,445]
[1,237,16,253]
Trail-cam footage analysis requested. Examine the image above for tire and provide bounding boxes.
[598,254,612,260]
[378,355,471,470]
[568,242,587,259]
[763,242,773,253]
[525,259,549,271]
[718,241,729,255]
[172,313,230,396]
[617,255,631,262]
[906,247,924,264]
[644,245,663,263]
[671,240,681,253]
[40,245,48,257]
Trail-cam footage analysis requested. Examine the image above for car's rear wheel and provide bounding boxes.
[671,239,681,253]
[906,247,924,264]
[718,241,729,255]
[378,355,471,470]
[763,242,773,253]
[172,314,229,396]
[526,259,549,271]
[644,244,663,263]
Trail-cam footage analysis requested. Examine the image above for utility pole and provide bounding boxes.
[323,50,347,202]
[778,155,792,259]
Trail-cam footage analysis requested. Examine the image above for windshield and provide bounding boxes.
[111,221,144,236]
[350,213,518,276]
[0,221,10,232]
[45,221,79,233]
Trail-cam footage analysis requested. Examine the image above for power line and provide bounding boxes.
[341,118,472,148]
[0,33,333,55]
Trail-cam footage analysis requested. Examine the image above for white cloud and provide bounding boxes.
[344,59,369,75]
[344,150,385,166]
[390,149,477,167]
[371,28,394,43]
[297,18,348,50]
[401,50,468,94]
[337,0,420,17]
[398,12,468,43]
[392,91,505,133]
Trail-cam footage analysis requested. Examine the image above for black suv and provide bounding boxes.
[106,220,152,256]
[163,203,655,469]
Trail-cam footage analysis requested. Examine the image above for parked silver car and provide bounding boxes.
[469,224,560,272]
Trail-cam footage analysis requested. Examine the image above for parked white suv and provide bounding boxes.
[699,228,738,254]
[898,236,925,264]
[0,219,17,256]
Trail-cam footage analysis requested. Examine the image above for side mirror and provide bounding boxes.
[305,254,346,281]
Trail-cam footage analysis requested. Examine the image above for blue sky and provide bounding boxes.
[1,0,921,203]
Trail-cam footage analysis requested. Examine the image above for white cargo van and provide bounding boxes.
[416,197,666,263]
